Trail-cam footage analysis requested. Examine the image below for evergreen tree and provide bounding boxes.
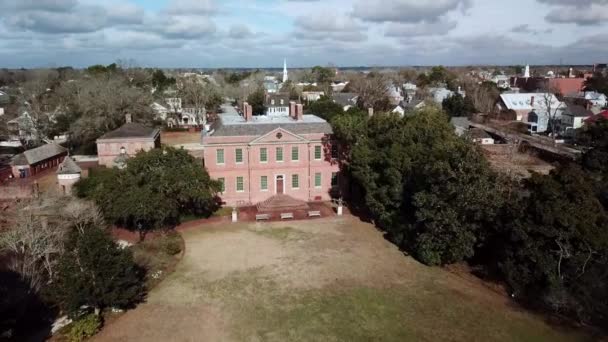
[53,225,145,316]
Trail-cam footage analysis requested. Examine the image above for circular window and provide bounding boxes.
[276,132,283,139]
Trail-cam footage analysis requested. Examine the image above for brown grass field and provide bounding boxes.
[93,217,590,342]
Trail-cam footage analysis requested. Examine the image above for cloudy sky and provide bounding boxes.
[0,0,607,68]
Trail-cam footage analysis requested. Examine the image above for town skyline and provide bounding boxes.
[1,0,608,68]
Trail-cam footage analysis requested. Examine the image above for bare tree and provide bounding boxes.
[540,83,565,144]
[350,73,391,111]
[0,195,103,292]
[179,76,224,125]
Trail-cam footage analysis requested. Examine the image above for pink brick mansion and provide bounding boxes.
[203,102,340,207]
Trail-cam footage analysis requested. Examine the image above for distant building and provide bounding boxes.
[331,81,349,93]
[429,87,466,104]
[331,93,358,111]
[393,100,425,117]
[468,128,495,145]
[265,94,291,116]
[496,93,566,133]
[450,117,470,137]
[302,91,325,102]
[11,143,67,178]
[561,103,593,137]
[202,101,339,207]
[96,115,161,168]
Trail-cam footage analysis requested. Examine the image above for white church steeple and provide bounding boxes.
[524,64,530,78]
[282,58,288,83]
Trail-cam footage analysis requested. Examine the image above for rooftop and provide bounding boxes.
[56,156,82,175]
[209,109,332,137]
[12,143,67,166]
[98,122,160,140]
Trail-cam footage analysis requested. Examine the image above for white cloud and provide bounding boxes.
[352,0,471,23]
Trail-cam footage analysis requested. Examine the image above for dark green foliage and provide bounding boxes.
[442,93,477,118]
[74,147,221,237]
[86,63,118,76]
[53,225,145,316]
[583,73,608,98]
[496,164,608,324]
[305,96,344,121]
[311,66,334,84]
[333,107,502,265]
[416,66,458,90]
[247,87,267,115]
[151,69,176,93]
[577,119,608,208]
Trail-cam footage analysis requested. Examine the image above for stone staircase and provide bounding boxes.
[256,194,310,212]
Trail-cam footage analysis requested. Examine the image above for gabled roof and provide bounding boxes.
[565,103,593,117]
[331,93,358,107]
[98,123,160,140]
[12,143,67,166]
[56,156,81,175]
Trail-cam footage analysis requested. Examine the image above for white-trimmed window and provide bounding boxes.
[260,148,268,162]
[276,147,283,162]
[261,176,268,191]
[235,148,243,164]
[314,173,322,188]
[314,145,322,160]
[218,178,225,192]
[236,177,244,192]
[216,149,225,165]
[292,174,299,189]
[291,146,299,161]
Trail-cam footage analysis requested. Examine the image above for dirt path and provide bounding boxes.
[94,217,587,342]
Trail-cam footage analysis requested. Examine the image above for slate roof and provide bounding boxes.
[266,94,291,107]
[56,156,81,175]
[565,103,593,117]
[210,120,332,137]
[98,123,160,140]
[12,143,67,166]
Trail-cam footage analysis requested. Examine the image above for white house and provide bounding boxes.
[302,91,325,102]
[491,74,510,89]
[265,94,290,116]
[393,100,425,117]
[497,93,566,133]
[561,103,593,137]
[429,87,466,104]
[331,81,349,93]
[584,91,607,108]
[331,93,358,112]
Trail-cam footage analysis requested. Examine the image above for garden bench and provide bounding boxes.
[308,211,321,217]
[256,214,270,221]
[280,213,294,220]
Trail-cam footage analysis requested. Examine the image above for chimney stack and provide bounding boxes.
[368,107,374,117]
[295,104,304,121]
[243,102,253,121]
[289,101,297,119]
[530,96,535,107]
[125,113,132,123]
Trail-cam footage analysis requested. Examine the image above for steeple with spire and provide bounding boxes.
[282,58,288,83]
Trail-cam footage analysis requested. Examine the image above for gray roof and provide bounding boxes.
[56,156,81,175]
[331,93,358,107]
[450,117,470,129]
[565,103,593,117]
[98,123,160,140]
[266,94,291,107]
[210,120,332,137]
[12,143,67,166]
[469,128,492,139]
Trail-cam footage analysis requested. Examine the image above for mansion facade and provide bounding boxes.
[203,102,340,207]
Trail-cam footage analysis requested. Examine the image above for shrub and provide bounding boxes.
[67,314,101,342]
[162,233,182,256]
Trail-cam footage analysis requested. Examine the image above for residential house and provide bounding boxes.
[491,74,510,89]
[496,93,566,133]
[403,82,417,102]
[11,143,67,178]
[560,103,593,137]
[387,84,404,105]
[265,94,291,116]
[428,87,466,104]
[392,99,425,116]
[511,76,585,95]
[302,91,325,102]
[331,81,349,93]
[96,115,161,168]
[331,93,358,111]
[202,101,340,207]
[565,91,607,108]
[468,128,495,145]
[0,90,9,116]
[264,81,280,94]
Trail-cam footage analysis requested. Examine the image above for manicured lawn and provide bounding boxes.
[93,218,591,342]
[160,131,200,146]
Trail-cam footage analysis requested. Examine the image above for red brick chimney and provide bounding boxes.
[243,102,253,121]
[289,101,297,119]
[295,104,304,121]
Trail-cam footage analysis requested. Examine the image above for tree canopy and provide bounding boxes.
[75,147,221,238]
[442,93,477,118]
[247,87,267,115]
[305,96,344,121]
